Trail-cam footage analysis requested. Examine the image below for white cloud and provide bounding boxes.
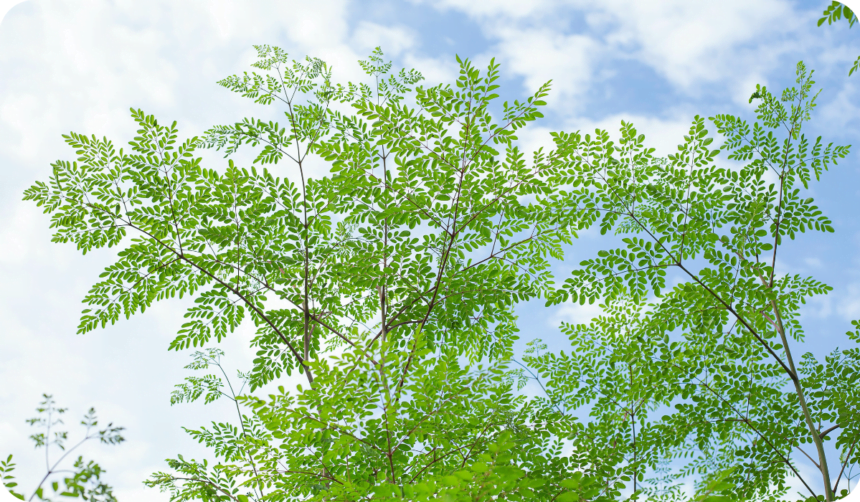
[805,257,823,268]
[0,204,50,266]
[837,283,860,321]
[551,301,603,326]
[485,25,600,106]
[586,0,801,90]
[804,280,860,322]
[352,21,416,57]
[415,0,812,111]
[805,294,833,320]
[820,80,860,134]
[402,53,459,86]
[413,0,552,19]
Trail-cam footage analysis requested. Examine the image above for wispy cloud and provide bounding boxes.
[413,0,817,115]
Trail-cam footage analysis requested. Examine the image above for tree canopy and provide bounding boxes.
[8,36,860,502]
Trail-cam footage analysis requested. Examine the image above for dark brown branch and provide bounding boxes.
[820,423,842,440]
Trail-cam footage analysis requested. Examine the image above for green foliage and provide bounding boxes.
[1,455,25,500]
[2,395,124,502]
[850,56,860,77]
[818,1,857,28]
[170,349,236,406]
[532,62,857,501]
[23,45,588,394]
[25,46,604,500]
[23,41,860,502]
[818,2,859,76]
[147,338,619,501]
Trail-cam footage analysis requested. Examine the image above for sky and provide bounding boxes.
[1,0,859,500]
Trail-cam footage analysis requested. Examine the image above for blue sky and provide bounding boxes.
[1,0,860,500]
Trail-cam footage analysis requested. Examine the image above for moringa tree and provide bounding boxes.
[526,62,859,502]
[21,42,858,501]
[22,46,617,501]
